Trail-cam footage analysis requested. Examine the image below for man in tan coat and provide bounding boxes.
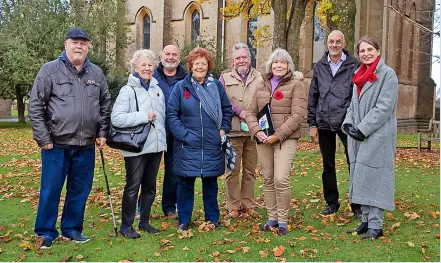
[220,43,261,218]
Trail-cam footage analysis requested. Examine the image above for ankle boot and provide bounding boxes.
[361,228,383,240]
[346,222,368,234]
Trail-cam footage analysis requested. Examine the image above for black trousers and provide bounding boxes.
[318,129,350,206]
[121,152,162,228]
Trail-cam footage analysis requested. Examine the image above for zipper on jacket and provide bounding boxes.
[200,102,204,176]
[147,89,159,152]
[79,77,84,146]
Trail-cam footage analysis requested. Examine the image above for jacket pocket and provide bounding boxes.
[356,134,386,168]
[85,81,100,99]
[55,79,74,97]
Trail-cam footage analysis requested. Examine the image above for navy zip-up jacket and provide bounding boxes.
[167,74,232,177]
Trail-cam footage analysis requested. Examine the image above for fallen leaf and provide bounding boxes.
[386,212,394,219]
[273,246,284,257]
[405,241,415,247]
[431,211,437,219]
[436,233,440,239]
[211,251,220,257]
[391,222,401,229]
[242,246,251,253]
[60,256,72,262]
[404,212,420,220]
[19,241,33,251]
[154,252,160,257]
[182,247,190,251]
[76,254,84,260]
[226,250,237,254]
[259,249,269,258]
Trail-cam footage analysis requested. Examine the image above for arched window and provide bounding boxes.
[143,15,151,49]
[247,8,258,68]
[191,10,200,43]
[312,3,325,64]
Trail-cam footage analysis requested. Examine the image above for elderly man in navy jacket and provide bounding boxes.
[153,45,187,219]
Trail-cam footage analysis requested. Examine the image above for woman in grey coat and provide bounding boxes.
[342,36,398,240]
[111,49,167,238]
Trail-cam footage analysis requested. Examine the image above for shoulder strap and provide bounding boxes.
[129,86,139,112]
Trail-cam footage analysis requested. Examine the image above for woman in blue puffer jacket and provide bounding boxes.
[167,47,232,231]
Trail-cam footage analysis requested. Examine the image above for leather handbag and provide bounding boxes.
[107,86,152,153]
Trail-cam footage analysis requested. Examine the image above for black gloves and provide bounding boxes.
[343,124,366,141]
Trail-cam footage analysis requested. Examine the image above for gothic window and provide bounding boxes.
[143,15,151,49]
[247,9,258,68]
[312,3,325,64]
[191,10,200,43]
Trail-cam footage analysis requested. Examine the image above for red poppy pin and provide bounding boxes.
[184,89,190,99]
[368,74,377,83]
[157,93,160,97]
[274,91,283,100]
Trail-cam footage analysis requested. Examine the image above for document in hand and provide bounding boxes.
[256,103,275,137]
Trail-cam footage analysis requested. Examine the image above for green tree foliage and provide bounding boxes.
[0,0,131,122]
[179,38,228,79]
[0,0,70,122]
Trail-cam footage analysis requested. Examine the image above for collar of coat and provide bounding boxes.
[225,67,258,85]
[260,71,304,90]
[127,73,159,90]
[156,62,187,81]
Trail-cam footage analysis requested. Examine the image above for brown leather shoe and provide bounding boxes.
[244,208,259,217]
[166,212,178,220]
[227,210,239,218]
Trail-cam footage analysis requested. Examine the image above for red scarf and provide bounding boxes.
[353,56,381,98]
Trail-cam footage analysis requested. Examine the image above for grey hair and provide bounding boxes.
[232,43,251,57]
[265,48,295,74]
[130,49,157,73]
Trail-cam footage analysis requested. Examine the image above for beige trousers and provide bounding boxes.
[256,139,298,224]
[225,136,258,211]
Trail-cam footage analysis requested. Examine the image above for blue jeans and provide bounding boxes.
[161,136,178,215]
[177,176,219,225]
[34,145,95,240]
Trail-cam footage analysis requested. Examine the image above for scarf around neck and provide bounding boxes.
[191,74,222,129]
[353,56,381,97]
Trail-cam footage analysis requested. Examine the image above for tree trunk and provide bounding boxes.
[15,84,25,123]
[287,0,309,69]
[327,0,356,53]
[115,0,126,69]
[272,0,287,49]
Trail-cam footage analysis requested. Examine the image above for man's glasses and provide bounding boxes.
[328,40,344,45]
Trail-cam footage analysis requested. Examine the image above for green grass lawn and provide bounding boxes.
[0,127,439,262]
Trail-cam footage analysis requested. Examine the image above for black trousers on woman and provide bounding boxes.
[121,152,162,229]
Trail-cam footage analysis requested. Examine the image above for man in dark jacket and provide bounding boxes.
[28,28,111,249]
[308,30,360,216]
[153,45,186,219]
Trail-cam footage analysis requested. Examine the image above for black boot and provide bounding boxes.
[120,226,140,239]
[139,223,160,234]
[346,222,368,234]
[361,228,383,240]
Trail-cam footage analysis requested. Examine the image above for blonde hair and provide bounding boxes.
[265,48,295,74]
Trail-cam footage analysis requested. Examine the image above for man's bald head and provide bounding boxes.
[327,30,346,57]
[327,30,345,43]
[161,45,181,70]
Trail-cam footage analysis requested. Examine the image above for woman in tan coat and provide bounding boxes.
[246,48,306,235]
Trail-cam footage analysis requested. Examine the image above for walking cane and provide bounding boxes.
[99,149,118,236]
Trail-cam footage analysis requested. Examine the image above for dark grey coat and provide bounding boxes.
[343,58,398,211]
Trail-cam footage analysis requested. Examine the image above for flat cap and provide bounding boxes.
[66,28,90,41]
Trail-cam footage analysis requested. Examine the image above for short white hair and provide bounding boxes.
[130,49,157,73]
[265,48,295,74]
[232,43,251,57]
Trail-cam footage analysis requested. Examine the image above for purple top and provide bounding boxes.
[219,69,251,117]
[271,76,283,94]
